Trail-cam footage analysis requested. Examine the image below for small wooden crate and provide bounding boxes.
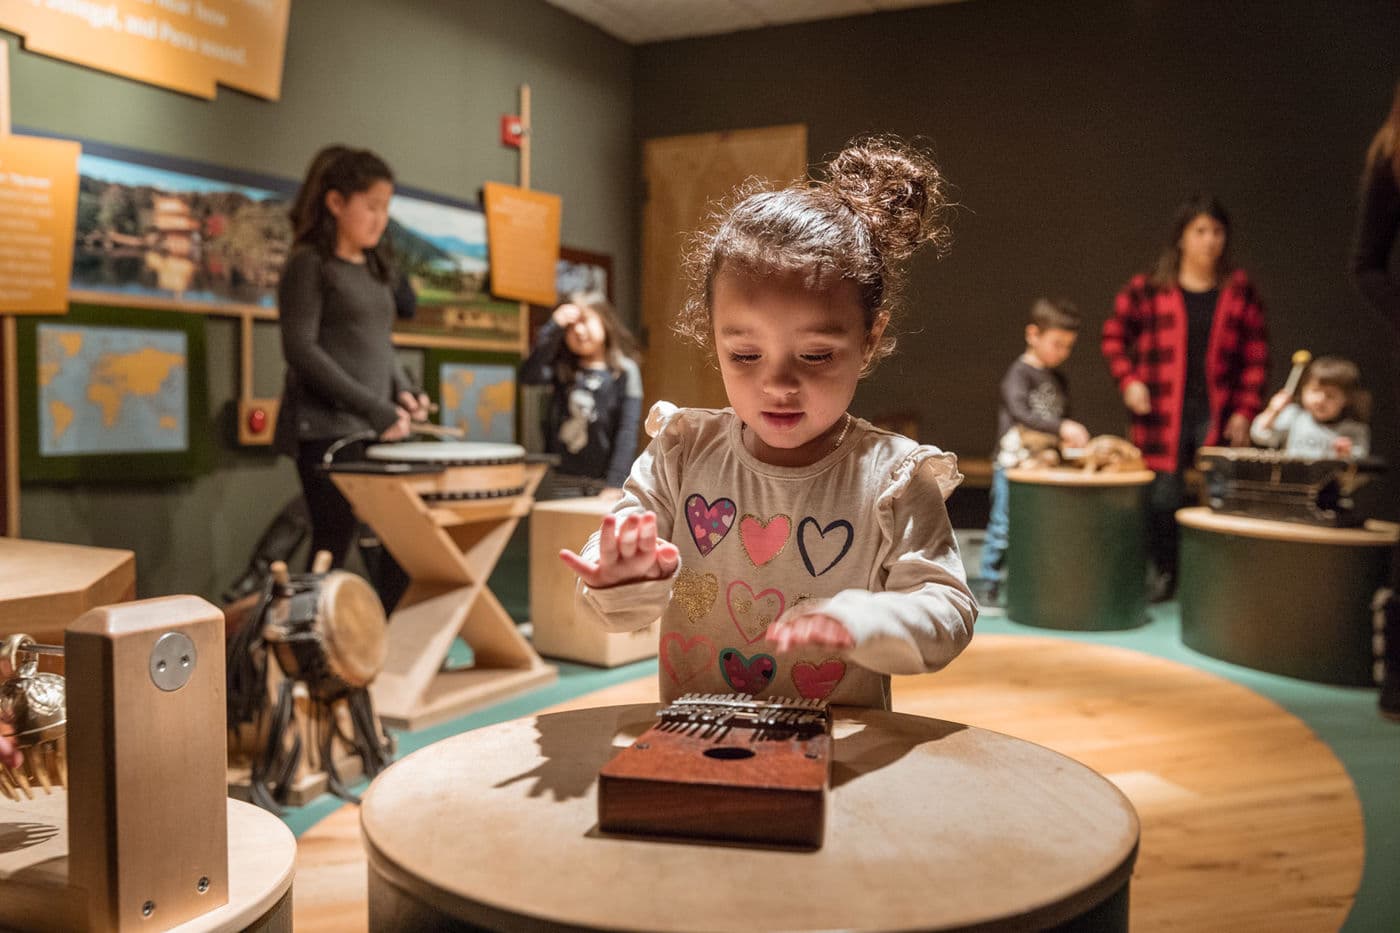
[529,496,659,667]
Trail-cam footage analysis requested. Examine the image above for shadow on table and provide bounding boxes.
[493,704,657,802]
[831,714,966,789]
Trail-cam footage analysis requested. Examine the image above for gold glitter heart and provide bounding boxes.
[672,567,718,623]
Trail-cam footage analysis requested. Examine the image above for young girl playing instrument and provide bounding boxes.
[560,137,976,707]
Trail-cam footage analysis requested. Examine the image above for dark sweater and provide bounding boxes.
[995,357,1069,444]
[274,245,413,454]
[520,321,642,487]
[1351,156,1400,335]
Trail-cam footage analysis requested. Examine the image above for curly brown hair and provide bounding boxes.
[674,136,952,371]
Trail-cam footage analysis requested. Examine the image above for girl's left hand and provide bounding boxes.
[1332,436,1354,457]
[1224,413,1251,447]
[766,613,855,652]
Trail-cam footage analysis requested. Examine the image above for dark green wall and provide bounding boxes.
[10,0,1400,604]
[634,0,1400,518]
[7,0,634,598]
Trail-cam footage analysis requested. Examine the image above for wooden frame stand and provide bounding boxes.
[331,463,555,730]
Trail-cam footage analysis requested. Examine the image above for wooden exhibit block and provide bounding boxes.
[529,495,659,667]
[0,537,136,647]
[66,595,229,931]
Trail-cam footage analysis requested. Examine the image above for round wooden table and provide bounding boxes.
[1177,507,1400,684]
[362,704,1139,932]
[0,794,295,932]
[1005,468,1154,630]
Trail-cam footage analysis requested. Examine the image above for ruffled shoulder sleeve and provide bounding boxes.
[879,445,963,507]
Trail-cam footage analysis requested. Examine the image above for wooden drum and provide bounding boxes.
[363,441,528,503]
[261,571,387,701]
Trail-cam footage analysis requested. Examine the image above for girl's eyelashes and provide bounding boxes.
[725,351,836,364]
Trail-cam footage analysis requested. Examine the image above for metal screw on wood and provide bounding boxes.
[142,901,155,917]
[197,876,210,893]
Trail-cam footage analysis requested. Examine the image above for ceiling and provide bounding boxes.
[542,0,969,45]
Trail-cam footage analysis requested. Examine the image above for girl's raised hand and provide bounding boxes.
[560,511,679,589]
[766,613,855,652]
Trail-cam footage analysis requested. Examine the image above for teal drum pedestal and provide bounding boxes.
[1177,507,1399,685]
[1005,469,1154,631]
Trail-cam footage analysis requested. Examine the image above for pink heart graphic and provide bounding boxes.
[726,580,785,644]
[719,648,776,694]
[660,632,716,687]
[739,513,792,567]
[791,659,846,700]
[685,494,736,557]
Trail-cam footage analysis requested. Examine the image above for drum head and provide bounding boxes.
[318,572,389,688]
[365,442,525,464]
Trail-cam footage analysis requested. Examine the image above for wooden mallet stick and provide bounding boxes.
[1281,349,1312,398]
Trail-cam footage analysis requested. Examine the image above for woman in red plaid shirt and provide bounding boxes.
[1102,195,1270,600]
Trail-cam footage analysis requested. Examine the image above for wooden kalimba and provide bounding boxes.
[598,694,832,848]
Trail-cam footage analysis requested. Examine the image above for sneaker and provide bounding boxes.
[1147,567,1176,604]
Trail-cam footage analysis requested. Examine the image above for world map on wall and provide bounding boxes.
[438,363,514,443]
[37,323,188,456]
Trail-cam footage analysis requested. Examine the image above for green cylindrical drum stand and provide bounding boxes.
[1177,507,1399,685]
[1005,469,1154,630]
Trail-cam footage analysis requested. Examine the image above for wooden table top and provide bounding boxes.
[0,793,294,932]
[1175,506,1400,547]
[1006,467,1155,487]
[361,703,1140,933]
[0,538,135,636]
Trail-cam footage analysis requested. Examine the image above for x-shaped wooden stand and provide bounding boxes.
[331,463,555,731]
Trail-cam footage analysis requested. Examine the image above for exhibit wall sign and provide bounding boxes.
[1,0,292,100]
[0,133,82,313]
[483,182,561,307]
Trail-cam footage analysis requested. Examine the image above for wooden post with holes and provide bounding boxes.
[66,596,230,930]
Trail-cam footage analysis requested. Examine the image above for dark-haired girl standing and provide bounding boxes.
[273,148,428,605]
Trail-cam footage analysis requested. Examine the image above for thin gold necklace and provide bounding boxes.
[742,412,852,457]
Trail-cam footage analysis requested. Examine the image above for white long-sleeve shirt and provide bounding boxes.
[1250,403,1370,459]
[574,406,976,708]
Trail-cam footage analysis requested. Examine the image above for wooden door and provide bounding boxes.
[639,125,808,416]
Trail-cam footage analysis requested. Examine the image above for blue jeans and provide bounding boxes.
[979,465,1009,581]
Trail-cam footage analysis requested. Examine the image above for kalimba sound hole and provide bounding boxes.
[703,747,756,760]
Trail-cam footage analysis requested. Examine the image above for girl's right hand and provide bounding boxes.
[1267,389,1293,413]
[560,511,679,589]
[379,406,413,442]
[552,303,582,329]
[1122,381,1151,415]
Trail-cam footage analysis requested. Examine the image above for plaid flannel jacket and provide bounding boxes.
[1101,270,1269,473]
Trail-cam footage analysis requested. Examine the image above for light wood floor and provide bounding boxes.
[291,634,1363,932]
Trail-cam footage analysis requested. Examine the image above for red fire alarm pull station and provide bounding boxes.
[501,114,524,148]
